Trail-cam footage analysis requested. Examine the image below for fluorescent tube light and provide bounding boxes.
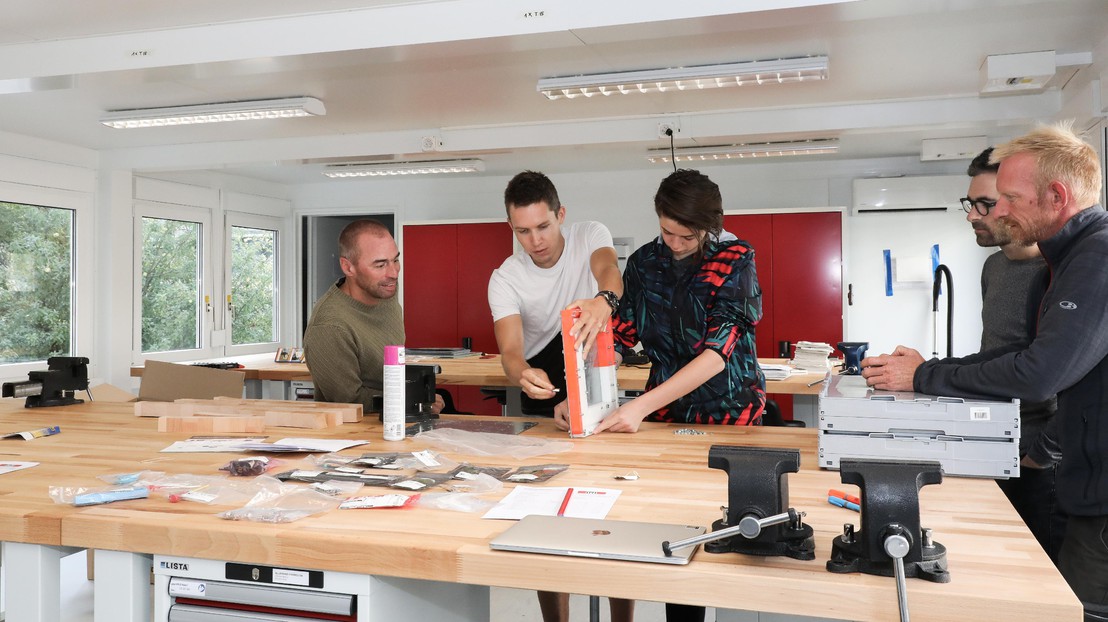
[323,159,486,178]
[647,139,839,164]
[538,56,828,100]
[100,97,325,129]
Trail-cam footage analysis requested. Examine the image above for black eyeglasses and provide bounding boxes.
[960,196,997,216]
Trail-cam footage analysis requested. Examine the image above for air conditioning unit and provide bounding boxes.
[852,176,965,214]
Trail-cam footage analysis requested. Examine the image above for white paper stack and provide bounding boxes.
[760,363,794,381]
[791,341,834,372]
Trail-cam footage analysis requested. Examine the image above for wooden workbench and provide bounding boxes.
[130,353,828,394]
[0,398,1081,621]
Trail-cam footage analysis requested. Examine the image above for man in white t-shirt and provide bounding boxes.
[488,170,629,622]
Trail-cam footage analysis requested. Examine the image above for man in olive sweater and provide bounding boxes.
[303,220,410,410]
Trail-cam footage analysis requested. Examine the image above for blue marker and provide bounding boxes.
[74,486,149,507]
[828,495,861,512]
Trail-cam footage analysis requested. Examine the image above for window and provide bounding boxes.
[0,201,75,364]
[134,202,212,359]
[140,216,202,352]
[229,223,279,346]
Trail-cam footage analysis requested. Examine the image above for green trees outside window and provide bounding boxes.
[231,225,278,345]
[141,217,201,353]
[0,202,74,364]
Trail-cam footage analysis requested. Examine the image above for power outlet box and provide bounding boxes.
[656,121,680,139]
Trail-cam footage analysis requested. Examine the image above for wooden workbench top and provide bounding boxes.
[0,398,1079,620]
[130,354,828,394]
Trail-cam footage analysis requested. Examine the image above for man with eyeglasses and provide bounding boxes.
[963,147,1065,564]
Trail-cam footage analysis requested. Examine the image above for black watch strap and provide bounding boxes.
[596,290,619,317]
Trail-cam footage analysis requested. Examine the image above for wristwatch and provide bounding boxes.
[596,290,619,317]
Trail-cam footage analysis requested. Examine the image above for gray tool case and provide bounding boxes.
[818,374,1020,478]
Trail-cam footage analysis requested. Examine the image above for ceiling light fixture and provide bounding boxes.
[100,96,325,129]
[646,139,839,164]
[322,159,486,178]
[538,56,828,100]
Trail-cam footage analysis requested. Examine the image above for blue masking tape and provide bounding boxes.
[931,244,941,293]
[883,249,893,296]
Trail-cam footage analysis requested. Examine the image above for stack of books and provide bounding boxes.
[790,341,835,372]
[405,347,480,358]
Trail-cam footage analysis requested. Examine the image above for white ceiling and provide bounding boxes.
[1,0,1105,185]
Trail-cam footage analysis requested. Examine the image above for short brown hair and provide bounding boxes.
[504,171,560,216]
[338,219,391,262]
[654,169,723,241]
[991,121,1102,207]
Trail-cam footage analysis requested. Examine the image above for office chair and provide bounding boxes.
[760,400,805,428]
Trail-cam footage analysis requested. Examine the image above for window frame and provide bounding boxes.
[132,201,215,363]
[223,211,286,357]
[0,182,92,383]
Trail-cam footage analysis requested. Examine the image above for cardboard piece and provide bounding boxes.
[560,309,619,437]
[88,382,137,403]
[137,360,245,402]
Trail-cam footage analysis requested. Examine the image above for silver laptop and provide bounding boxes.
[489,515,706,565]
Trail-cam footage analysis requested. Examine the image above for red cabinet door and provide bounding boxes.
[402,222,513,416]
[402,225,459,349]
[723,212,843,420]
[723,214,775,359]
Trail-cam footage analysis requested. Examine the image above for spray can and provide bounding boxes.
[382,345,405,441]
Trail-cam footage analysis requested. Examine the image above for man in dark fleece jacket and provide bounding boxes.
[859,122,1108,618]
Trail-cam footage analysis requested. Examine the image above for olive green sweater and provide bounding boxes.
[303,279,404,410]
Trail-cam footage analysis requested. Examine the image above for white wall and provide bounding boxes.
[290,154,990,360]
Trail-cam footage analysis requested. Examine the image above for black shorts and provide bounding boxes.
[520,333,567,417]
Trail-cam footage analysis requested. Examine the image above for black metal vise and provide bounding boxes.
[1,356,90,408]
[702,445,815,560]
[826,458,949,583]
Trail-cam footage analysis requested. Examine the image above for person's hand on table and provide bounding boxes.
[594,399,651,434]
[859,345,924,391]
[519,367,559,400]
[430,392,445,415]
[553,399,571,431]
[566,296,612,356]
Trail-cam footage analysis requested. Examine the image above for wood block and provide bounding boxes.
[213,396,363,422]
[157,416,265,434]
[263,410,330,429]
[135,401,194,418]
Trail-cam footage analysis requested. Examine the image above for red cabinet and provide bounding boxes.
[723,212,843,418]
[402,222,513,415]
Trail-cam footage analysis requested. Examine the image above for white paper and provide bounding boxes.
[482,485,621,520]
[236,438,370,453]
[160,436,268,453]
[0,460,38,475]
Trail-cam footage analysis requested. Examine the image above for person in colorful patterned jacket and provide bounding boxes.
[592,168,766,436]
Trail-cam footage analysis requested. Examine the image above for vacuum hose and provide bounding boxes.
[932,265,953,358]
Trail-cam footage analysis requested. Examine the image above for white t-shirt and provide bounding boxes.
[488,221,614,360]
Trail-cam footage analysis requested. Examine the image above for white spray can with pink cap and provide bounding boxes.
[382,345,405,441]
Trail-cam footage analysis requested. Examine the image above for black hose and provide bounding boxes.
[932,265,953,358]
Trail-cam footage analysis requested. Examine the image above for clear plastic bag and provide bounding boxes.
[217,476,342,523]
[416,473,502,513]
[415,427,573,459]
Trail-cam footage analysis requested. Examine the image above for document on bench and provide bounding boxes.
[483,485,621,520]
